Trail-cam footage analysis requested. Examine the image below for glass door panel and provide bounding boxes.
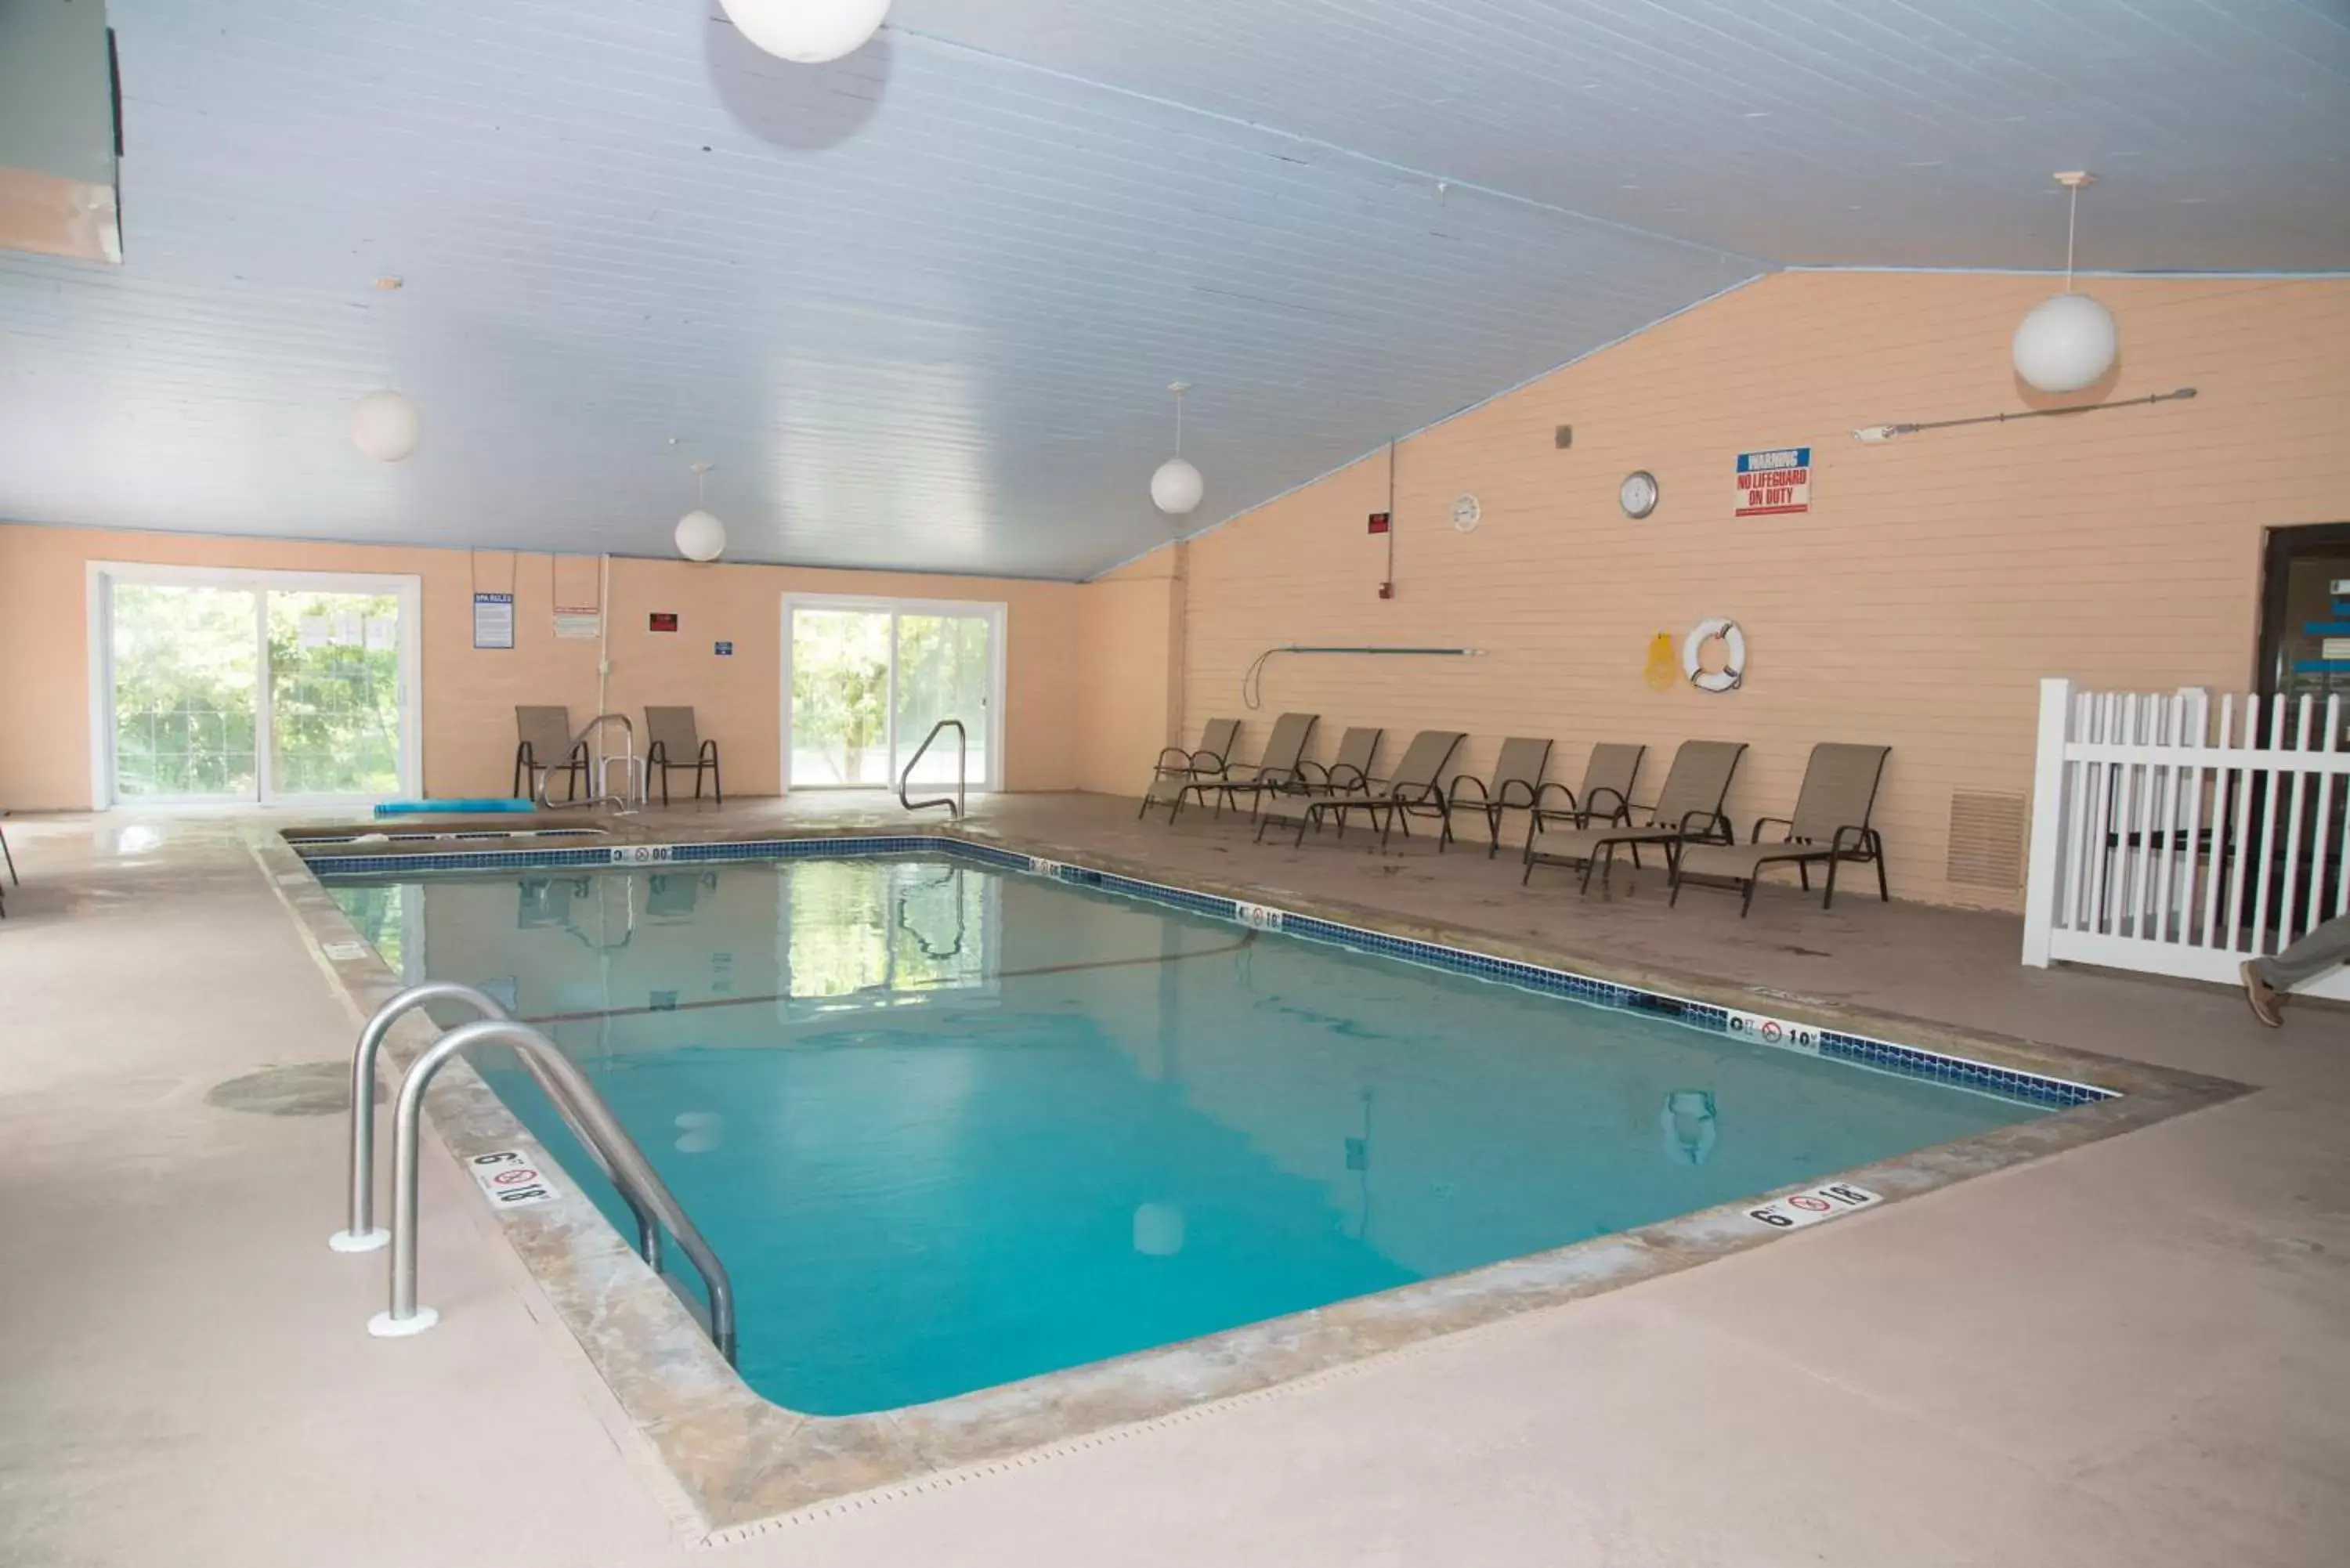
[109,583,259,801]
[266,590,403,797]
[789,609,893,786]
[891,613,992,787]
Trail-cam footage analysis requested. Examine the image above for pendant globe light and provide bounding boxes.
[675,462,727,562]
[1151,381,1204,516]
[718,0,891,64]
[2012,172,2119,394]
[349,389,421,462]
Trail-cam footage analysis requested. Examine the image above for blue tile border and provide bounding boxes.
[303,832,2113,1111]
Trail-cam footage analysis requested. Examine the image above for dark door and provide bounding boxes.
[2253,523,2350,938]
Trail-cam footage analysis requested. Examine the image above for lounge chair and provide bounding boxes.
[1670,744,1891,916]
[1138,718,1239,821]
[1445,736,1554,858]
[1522,740,1745,893]
[0,806,13,918]
[1521,743,1646,846]
[513,706,589,801]
[1295,725,1383,799]
[1270,730,1466,850]
[1202,713,1320,815]
[645,706,723,806]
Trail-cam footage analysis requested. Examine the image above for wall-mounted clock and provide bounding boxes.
[1619,471,1659,519]
[1451,493,1482,533]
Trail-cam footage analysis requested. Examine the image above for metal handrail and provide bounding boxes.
[540,713,644,813]
[367,1017,737,1364]
[332,982,662,1267]
[898,717,967,818]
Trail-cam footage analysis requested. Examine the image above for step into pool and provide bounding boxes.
[327,852,2062,1416]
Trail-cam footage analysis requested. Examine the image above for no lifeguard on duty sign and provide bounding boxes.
[1735,447,1812,517]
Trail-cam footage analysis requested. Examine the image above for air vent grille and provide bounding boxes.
[1947,791,2027,889]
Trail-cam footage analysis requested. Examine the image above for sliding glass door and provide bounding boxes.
[93,565,421,806]
[784,596,1003,791]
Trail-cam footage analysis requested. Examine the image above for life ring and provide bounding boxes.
[1681,617,1745,693]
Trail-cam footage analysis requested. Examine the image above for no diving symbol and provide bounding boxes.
[490,1167,540,1187]
[1788,1194,1832,1212]
[1759,1021,1784,1043]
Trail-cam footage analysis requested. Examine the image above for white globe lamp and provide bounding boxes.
[2012,291,2117,393]
[1151,457,1203,516]
[349,390,421,463]
[1151,381,1204,516]
[2011,172,2118,395]
[719,0,891,63]
[675,508,727,562]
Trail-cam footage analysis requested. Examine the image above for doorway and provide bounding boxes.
[88,564,423,807]
[2258,522,2350,706]
[782,595,1004,791]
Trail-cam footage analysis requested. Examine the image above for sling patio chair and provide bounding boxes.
[1444,736,1554,858]
[1520,742,1646,851]
[1198,712,1320,816]
[1138,718,1239,822]
[645,706,723,806]
[1267,730,1467,851]
[1521,739,1746,894]
[1669,743,1891,916]
[513,706,590,801]
[1243,724,1382,836]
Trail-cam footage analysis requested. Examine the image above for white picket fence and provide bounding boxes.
[2023,677,2350,1000]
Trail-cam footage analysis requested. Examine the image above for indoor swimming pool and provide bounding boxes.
[326,850,2069,1416]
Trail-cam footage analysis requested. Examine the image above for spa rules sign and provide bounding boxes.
[1734,447,1812,517]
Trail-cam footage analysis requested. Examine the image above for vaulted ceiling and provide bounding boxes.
[2,0,2344,579]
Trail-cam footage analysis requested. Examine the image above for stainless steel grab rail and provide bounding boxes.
[332,983,661,1268]
[540,712,644,813]
[368,1018,737,1363]
[898,717,967,818]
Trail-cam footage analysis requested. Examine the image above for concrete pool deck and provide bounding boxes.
[3,793,2346,1565]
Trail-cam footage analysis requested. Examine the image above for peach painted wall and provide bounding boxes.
[1072,546,1187,796]
[1131,272,2350,910]
[0,522,1083,808]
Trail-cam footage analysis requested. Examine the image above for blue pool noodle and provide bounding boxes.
[374,799,537,816]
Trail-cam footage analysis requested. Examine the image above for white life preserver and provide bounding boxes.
[1681,617,1745,693]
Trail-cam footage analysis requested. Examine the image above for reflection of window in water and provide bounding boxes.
[783,861,990,1002]
[326,882,406,973]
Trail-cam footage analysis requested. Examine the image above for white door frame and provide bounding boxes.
[87,561,426,809]
[780,592,1008,792]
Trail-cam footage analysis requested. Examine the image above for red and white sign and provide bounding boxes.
[468,1148,559,1210]
[1745,1180,1882,1230]
[1734,446,1812,517]
[1725,1007,1821,1055]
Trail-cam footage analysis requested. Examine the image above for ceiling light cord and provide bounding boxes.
[2065,182,2078,291]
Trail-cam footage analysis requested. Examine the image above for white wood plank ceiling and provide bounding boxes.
[1,0,2342,578]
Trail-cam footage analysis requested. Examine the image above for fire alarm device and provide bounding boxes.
[649,612,679,632]
[1367,511,1391,534]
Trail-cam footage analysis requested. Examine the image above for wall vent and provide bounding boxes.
[1553,424,1574,450]
[1947,791,2027,889]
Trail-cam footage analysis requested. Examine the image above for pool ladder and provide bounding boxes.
[539,712,646,815]
[332,982,736,1364]
[898,717,967,818]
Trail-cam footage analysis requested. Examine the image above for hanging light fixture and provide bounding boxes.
[718,0,891,64]
[2012,172,2119,394]
[675,462,727,562]
[349,389,421,462]
[1151,381,1204,516]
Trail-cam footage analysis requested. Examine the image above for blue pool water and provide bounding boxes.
[329,855,2052,1414]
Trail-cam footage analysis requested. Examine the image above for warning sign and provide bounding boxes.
[1734,447,1811,517]
[1745,1180,1882,1230]
[468,1149,559,1210]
